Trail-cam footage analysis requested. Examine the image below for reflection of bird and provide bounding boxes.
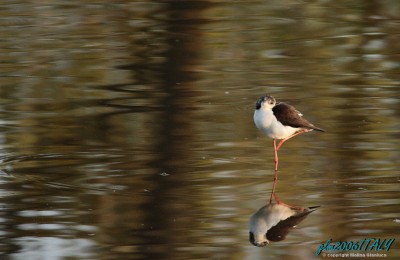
[254,95,325,197]
[249,203,319,247]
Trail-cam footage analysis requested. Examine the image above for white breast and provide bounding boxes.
[254,109,298,139]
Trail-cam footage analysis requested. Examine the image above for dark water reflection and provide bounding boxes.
[0,1,399,259]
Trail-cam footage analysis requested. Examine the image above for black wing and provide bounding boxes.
[266,206,320,242]
[272,103,324,131]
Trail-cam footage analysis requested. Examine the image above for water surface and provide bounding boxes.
[0,1,399,259]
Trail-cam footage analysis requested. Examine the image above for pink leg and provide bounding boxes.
[269,140,279,203]
[273,139,279,172]
[269,130,310,203]
[276,129,310,151]
[269,169,279,203]
[272,193,304,211]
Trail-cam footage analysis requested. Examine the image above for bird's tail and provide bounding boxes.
[313,126,325,132]
[307,123,325,132]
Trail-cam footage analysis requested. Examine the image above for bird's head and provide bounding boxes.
[249,231,269,247]
[255,95,276,110]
